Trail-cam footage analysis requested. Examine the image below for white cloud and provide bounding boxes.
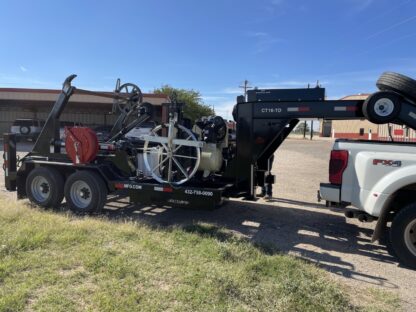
[349,0,374,12]
[222,87,243,95]
[201,96,228,102]
[247,31,268,38]
[246,31,283,54]
[253,80,326,89]
[19,66,27,72]
[0,73,55,88]
[212,100,236,120]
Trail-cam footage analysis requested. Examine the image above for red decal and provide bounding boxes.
[346,106,358,111]
[114,183,124,189]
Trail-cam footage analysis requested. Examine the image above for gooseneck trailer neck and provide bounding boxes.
[228,86,416,198]
[4,72,416,210]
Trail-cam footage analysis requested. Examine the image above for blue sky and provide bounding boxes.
[0,0,416,119]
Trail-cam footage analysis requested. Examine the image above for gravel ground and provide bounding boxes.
[1,139,415,310]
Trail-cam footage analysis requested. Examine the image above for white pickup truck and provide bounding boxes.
[320,139,416,269]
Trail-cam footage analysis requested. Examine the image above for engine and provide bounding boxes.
[193,116,229,176]
[195,116,227,143]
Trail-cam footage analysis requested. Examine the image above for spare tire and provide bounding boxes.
[362,91,402,124]
[377,72,416,101]
[20,125,30,135]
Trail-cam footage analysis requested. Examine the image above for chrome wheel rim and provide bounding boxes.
[404,219,416,257]
[374,98,394,117]
[31,176,50,202]
[70,181,92,209]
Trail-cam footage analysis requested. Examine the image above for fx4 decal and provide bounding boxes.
[372,159,402,167]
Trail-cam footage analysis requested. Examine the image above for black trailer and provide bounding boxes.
[4,72,416,212]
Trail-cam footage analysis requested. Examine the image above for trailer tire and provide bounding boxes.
[362,91,402,124]
[377,72,416,101]
[26,167,64,208]
[64,171,107,214]
[389,202,416,269]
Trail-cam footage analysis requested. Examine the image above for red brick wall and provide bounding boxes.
[333,133,379,140]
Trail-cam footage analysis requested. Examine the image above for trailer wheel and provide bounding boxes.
[64,171,107,214]
[362,91,402,124]
[26,167,64,208]
[377,72,416,101]
[389,202,416,269]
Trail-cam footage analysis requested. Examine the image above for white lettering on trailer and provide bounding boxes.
[125,184,142,190]
[168,199,190,205]
[184,189,214,196]
[115,183,142,190]
[261,108,282,113]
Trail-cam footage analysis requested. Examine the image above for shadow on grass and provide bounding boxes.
[181,222,279,256]
[45,194,400,289]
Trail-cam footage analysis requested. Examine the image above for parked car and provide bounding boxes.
[10,119,44,141]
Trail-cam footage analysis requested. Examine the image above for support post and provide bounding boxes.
[3,133,17,191]
[310,120,314,140]
[303,120,307,139]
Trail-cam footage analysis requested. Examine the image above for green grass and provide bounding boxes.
[0,198,399,312]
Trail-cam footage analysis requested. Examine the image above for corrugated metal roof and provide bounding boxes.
[0,87,169,105]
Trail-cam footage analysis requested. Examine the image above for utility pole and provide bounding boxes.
[239,79,253,100]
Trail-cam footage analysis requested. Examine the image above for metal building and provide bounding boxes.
[0,88,168,133]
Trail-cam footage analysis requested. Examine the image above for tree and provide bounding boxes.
[153,85,214,121]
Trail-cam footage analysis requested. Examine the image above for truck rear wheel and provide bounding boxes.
[362,91,402,124]
[64,171,107,214]
[26,167,64,208]
[389,203,416,269]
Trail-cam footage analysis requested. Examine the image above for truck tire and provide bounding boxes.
[20,126,30,135]
[64,171,107,214]
[377,72,416,101]
[26,167,64,208]
[389,202,416,269]
[362,91,402,124]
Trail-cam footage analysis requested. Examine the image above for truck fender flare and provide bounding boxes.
[365,165,416,216]
[370,166,416,242]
